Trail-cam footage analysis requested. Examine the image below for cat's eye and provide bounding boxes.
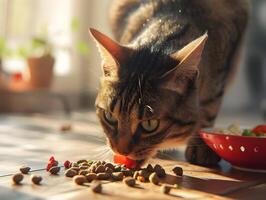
[141,119,160,133]
[103,111,117,125]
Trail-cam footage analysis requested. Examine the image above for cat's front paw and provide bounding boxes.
[185,136,221,166]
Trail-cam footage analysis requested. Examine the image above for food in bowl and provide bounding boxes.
[200,125,266,171]
[214,124,266,137]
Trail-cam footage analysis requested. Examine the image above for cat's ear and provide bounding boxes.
[171,32,208,71]
[89,28,131,77]
[160,33,208,92]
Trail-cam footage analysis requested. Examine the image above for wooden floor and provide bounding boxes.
[0,112,265,200]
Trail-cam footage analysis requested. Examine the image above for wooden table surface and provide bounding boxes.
[0,112,265,200]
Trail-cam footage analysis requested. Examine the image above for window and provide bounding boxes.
[1,0,73,76]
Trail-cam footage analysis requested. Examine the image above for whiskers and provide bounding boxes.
[89,145,113,161]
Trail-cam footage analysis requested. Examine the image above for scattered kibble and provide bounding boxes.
[31,175,42,185]
[104,163,115,171]
[172,166,183,176]
[16,157,178,195]
[105,167,113,174]
[77,159,87,164]
[111,172,124,181]
[79,170,89,176]
[146,164,154,173]
[161,184,171,194]
[65,169,78,177]
[133,171,139,179]
[70,167,80,173]
[121,169,133,177]
[49,166,60,175]
[12,173,24,184]
[96,165,106,173]
[149,172,160,185]
[86,173,97,182]
[73,175,87,185]
[155,167,166,178]
[139,169,150,180]
[60,124,72,132]
[137,175,145,182]
[97,172,110,180]
[71,162,79,168]
[19,166,31,174]
[91,181,102,193]
[123,177,136,187]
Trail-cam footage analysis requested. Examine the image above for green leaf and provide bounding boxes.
[17,46,29,58]
[242,129,256,136]
[71,17,80,32]
[75,41,89,55]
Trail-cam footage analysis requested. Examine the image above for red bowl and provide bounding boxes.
[200,130,266,172]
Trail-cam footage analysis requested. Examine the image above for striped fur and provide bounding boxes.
[93,0,250,164]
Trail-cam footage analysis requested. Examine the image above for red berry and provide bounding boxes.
[49,156,55,162]
[113,154,136,169]
[64,160,71,169]
[46,162,53,171]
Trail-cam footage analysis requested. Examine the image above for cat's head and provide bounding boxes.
[90,28,207,164]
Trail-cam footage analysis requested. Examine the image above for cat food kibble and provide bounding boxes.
[154,165,166,178]
[12,173,24,184]
[77,159,87,164]
[91,181,102,193]
[97,172,110,180]
[146,164,154,173]
[133,171,139,179]
[73,175,87,185]
[19,166,31,174]
[123,177,136,187]
[65,169,78,177]
[49,166,60,175]
[79,170,89,176]
[86,173,97,182]
[149,172,160,185]
[139,169,150,180]
[172,166,183,176]
[161,184,171,194]
[60,124,72,132]
[104,163,115,170]
[70,167,80,173]
[121,169,133,177]
[105,167,113,174]
[15,158,181,195]
[111,172,124,181]
[31,175,42,185]
[96,165,106,173]
[71,162,79,167]
[137,175,145,182]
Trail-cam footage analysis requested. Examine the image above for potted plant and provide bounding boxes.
[18,36,55,89]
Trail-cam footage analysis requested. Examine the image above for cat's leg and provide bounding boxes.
[185,102,222,166]
[185,132,221,166]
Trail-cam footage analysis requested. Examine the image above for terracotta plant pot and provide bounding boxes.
[27,55,55,89]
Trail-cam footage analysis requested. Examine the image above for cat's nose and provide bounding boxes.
[116,137,132,156]
[116,148,130,156]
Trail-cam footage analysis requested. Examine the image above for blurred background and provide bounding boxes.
[0,0,265,123]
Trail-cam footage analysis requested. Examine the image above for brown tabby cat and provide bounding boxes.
[90,0,250,166]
